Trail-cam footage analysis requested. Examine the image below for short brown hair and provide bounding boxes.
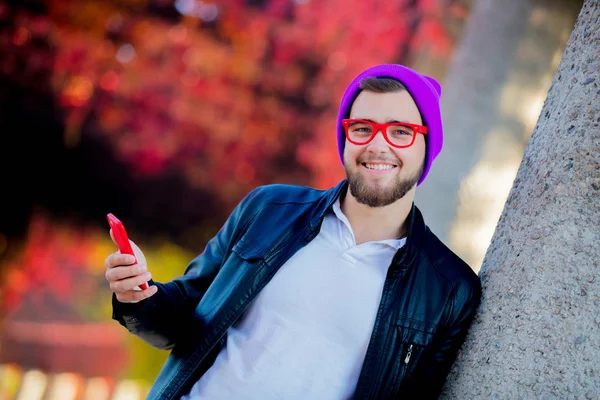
[358,77,406,93]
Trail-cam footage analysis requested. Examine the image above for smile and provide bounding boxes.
[362,162,397,171]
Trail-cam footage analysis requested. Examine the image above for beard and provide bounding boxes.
[345,158,424,208]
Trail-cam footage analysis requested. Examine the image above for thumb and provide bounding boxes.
[109,228,116,245]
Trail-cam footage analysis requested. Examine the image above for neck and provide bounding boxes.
[340,185,414,245]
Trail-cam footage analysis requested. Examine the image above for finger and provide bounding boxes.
[105,263,147,282]
[129,241,146,264]
[108,230,137,256]
[110,272,152,293]
[104,253,136,270]
[116,285,158,303]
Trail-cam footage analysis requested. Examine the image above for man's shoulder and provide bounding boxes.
[231,183,336,238]
[421,229,481,294]
[244,183,331,206]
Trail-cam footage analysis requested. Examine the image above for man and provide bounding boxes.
[105,63,482,399]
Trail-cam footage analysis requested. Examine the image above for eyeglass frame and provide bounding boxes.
[341,118,428,148]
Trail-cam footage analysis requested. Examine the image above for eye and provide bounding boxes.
[350,124,373,134]
[390,127,413,136]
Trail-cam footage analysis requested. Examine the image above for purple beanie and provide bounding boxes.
[336,64,443,186]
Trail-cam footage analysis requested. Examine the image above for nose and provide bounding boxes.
[365,129,390,153]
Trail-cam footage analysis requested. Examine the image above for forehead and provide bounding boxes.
[349,90,423,125]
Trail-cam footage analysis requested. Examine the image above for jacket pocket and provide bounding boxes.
[231,235,267,262]
[194,238,265,322]
[385,320,435,398]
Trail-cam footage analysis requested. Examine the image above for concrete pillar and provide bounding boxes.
[441,1,600,398]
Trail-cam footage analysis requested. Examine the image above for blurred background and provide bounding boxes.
[0,0,583,398]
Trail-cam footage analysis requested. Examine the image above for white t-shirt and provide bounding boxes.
[181,198,405,400]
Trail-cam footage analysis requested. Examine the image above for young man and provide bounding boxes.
[105,64,482,399]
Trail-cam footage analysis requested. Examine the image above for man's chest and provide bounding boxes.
[240,232,396,344]
[187,230,400,399]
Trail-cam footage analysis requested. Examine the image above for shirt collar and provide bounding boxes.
[331,196,406,251]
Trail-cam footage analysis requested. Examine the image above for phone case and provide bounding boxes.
[106,213,149,290]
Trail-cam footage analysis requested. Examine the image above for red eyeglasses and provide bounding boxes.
[342,119,428,148]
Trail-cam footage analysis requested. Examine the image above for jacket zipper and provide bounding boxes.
[353,278,394,398]
[404,344,413,364]
[353,263,407,399]
[393,343,414,392]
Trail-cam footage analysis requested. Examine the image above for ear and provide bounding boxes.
[424,76,442,98]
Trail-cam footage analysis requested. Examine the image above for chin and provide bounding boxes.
[348,178,414,207]
[345,166,421,208]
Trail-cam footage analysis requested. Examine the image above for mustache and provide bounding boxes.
[357,156,402,166]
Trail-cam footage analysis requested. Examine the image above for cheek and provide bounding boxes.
[406,137,426,163]
[393,141,426,166]
[343,141,361,164]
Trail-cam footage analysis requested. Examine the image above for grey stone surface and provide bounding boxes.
[441,0,600,398]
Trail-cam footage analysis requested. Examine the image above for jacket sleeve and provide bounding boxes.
[111,188,262,350]
[411,276,482,399]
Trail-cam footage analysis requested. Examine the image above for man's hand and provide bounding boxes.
[105,231,158,303]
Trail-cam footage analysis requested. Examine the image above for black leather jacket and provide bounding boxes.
[113,180,481,399]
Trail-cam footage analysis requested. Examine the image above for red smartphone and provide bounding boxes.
[106,213,148,290]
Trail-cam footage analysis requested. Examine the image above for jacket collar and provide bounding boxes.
[395,203,426,268]
[310,180,427,267]
[309,179,348,231]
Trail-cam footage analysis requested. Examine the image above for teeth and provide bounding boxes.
[365,163,394,170]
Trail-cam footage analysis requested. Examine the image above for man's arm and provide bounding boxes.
[111,188,261,350]
[410,277,482,399]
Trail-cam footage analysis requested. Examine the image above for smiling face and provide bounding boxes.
[343,89,426,207]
